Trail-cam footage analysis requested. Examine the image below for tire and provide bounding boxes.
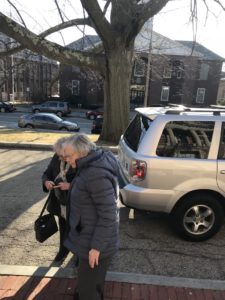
[171,193,224,241]
[1,107,5,113]
[89,114,96,120]
[25,124,34,129]
[34,109,40,114]
[59,127,68,131]
[56,111,63,117]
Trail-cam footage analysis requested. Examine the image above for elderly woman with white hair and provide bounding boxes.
[63,133,120,300]
[42,136,76,262]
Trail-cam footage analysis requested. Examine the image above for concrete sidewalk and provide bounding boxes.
[1,265,225,299]
[0,140,225,299]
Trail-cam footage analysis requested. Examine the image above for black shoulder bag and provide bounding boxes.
[34,197,58,243]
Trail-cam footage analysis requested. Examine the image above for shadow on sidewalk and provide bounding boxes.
[1,263,77,300]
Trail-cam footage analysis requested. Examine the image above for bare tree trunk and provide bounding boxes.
[100,46,133,143]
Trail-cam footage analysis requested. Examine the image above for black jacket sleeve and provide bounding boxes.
[42,153,59,192]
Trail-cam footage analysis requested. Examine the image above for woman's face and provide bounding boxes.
[63,144,80,168]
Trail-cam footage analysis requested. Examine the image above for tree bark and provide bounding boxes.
[100,44,134,143]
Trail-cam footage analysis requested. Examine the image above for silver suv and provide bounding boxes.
[118,105,225,241]
[32,101,71,117]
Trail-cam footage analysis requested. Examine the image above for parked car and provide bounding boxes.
[86,107,103,120]
[32,101,71,117]
[18,113,80,132]
[91,115,103,134]
[0,101,16,113]
[118,104,225,241]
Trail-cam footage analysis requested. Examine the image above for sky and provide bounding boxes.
[153,0,225,60]
[1,0,225,63]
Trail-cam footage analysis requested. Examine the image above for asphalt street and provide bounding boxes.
[1,149,225,281]
[0,111,93,134]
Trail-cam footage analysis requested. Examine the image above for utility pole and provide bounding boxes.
[144,18,154,107]
[11,53,15,103]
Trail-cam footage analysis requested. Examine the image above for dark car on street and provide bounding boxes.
[91,115,103,134]
[0,101,16,113]
[18,113,80,132]
[86,107,103,120]
[32,101,71,117]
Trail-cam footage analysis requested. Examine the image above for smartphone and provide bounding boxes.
[53,185,60,188]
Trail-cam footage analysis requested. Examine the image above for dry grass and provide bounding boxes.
[0,128,99,144]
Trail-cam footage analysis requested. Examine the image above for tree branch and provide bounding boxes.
[0,12,105,73]
[213,0,225,10]
[0,17,93,58]
[39,18,92,38]
[6,0,27,28]
[80,0,114,46]
[103,0,111,16]
[54,0,65,23]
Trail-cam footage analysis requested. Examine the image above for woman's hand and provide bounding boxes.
[57,182,70,190]
[89,249,100,268]
[45,180,55,190]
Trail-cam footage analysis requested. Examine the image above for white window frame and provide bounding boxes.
[161,86,170,102]
[72,80,80,96]
[134,59,145,77]
[177,70,182,79]
[163,67,172,79]
[196,88,206,104]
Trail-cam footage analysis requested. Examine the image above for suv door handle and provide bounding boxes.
[220,170,225,174]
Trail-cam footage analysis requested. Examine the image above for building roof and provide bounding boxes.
[177,41,224,61]
[67,35,101,51]
[0,32,57,64]
[67,27,224,62]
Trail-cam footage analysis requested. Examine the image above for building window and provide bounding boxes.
[72,80,80,95]
[161,86,170,102]
[1,84,6,92]
[134,59,145,77]
[177,70,182,79]
[72,66,80,73]
[163,66,172,78]
[199,63,209,80]
[196,88,206,104]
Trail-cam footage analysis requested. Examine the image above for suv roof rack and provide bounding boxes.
[163,104,225,116]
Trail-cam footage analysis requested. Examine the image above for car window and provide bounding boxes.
[123,113,152,152]
[43,116,54,122]
[218,123,225,159]
[33,115,45,121]
[156,121,214,159]
[59,103,65,107]
[49,102,57,107]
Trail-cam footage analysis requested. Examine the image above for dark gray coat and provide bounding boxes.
[64,149,120,260]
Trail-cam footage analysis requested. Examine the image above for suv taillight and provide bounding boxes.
[130,159,147,181]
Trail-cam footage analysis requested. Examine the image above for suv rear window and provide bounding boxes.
[156,121,214,159]
[124,113,151,152]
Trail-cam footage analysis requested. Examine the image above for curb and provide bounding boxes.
[0,142,118,154]
[1,265,225,290]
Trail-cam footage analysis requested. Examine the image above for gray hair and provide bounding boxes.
[53,136,68,153]
[64,133,96,156]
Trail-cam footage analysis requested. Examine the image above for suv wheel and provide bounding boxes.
[172,193,224,241]
[34,109,40,114]
[0,107,5,113]
[59,127,68,131]
[56,111,63,117]
[25,124,34,129]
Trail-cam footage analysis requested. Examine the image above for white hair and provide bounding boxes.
[63,133,96,156]
[53,136,68,153]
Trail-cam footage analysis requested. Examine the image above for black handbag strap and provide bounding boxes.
[39,196,51,218]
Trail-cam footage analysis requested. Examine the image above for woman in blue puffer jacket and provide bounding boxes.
[63,133,120,300]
